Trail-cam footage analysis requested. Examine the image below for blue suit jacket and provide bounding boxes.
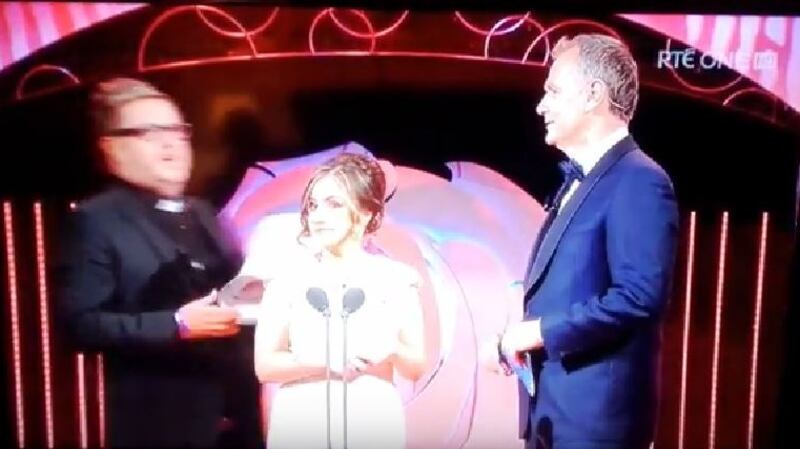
[520,136,679,446]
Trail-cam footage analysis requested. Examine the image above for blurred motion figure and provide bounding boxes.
[55,77,263,448]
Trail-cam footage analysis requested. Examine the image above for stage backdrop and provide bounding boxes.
[1,5,798,449]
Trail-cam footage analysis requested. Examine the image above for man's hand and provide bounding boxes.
[479,333,512,375]
[176,290,240,340]
[500,319,544,361]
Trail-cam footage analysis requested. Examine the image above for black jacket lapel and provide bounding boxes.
[190,198,238,263]
[525,136,636,292]
[111,186,182,262]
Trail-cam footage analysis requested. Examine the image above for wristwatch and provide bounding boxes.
[174,311,190,339]
[497,333,509,365]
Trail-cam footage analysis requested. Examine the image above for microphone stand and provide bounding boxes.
[306,287,334,449]
[323,307,332,449]
[341,308,351,449]
[339,287,364,449]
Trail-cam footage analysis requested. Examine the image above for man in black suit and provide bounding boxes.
[56,77,263,448]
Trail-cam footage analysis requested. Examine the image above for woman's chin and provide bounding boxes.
[309,235,339,251]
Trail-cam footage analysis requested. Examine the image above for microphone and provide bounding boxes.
[342,287,365,317]
[340,287,365,449]
[305,287,332,449]
[306,287,330,316]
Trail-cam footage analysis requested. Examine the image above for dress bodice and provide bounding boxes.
[260,243,421,373]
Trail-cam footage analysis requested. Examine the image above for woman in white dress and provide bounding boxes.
[254,153,426,449]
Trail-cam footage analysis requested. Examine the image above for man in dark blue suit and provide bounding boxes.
[493,34,679,449]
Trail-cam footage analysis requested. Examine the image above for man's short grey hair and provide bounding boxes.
[552,33,639,122]
[91,77,170,137]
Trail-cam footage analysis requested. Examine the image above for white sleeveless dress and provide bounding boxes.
[255,245,422,449]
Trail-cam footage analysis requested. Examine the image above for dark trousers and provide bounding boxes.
[525,416,651,449]
[526,435,652,449]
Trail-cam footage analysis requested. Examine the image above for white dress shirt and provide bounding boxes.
[558,127,629,212]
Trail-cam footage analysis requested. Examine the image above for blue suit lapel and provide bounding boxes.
[524,136,635,292]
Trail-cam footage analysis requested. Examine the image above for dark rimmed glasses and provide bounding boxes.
[105,123,192,142]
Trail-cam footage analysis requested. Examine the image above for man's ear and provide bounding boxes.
[98,136,117,172]
[585,79,607,112]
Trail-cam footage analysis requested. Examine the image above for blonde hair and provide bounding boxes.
[90,77,170,136]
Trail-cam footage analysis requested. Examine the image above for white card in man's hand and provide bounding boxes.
[217,275,265,324]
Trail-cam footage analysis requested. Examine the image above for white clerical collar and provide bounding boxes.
[571,126,629,174]
[154,198,186,213]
